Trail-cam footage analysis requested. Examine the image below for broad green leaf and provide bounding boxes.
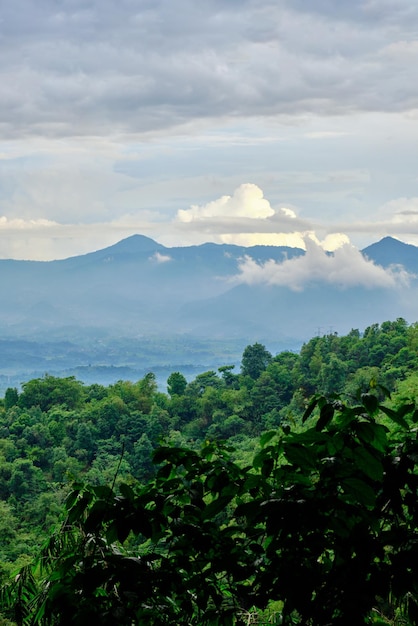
[361,393,378,414]
[397,402,416,419]
[356,421,388,452]
[260,430,278,447]
[66,494,92,523]
[253,448,272,470]
[92,485,114,500]
[315,403,334,432]
[335,407,356,430]
[342,477,376,507]
[261,457,274,478]
[353,447,383,482]
[379,405,410,429]
[354,421,378,444]
[303,396,321,423]
[287,428,325,445]
[235,499,262,521]
[377,384,391,399]
[202,495,232,520]
[119,482,135,501]
[65,488,80,510]
[285,443,317,470]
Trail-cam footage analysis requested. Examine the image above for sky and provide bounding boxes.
[1,0,418,262]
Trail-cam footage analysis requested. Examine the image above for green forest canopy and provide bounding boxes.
[0,318,418,624]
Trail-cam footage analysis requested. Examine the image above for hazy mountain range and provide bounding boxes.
[0,234,416,391]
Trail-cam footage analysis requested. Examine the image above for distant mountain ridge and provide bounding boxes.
[0,234,416,345]
[0,233,415,393]
[362,236,418,274]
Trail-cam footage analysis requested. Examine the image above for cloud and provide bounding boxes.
[0,213,164,261]
[177,183,274,222]
[1,1,418,140]
[174,183,314,238]
[174,184,358,251]
[219,233,307,248]
[150,252,172,264]
[379,197,418,224]
[334,198,418,244]
[0,216,58,230]
[173,183,324,248]
[231,236,412,290]
[319,233,351,251]
[0,2,418,261]
[217,231,349,250]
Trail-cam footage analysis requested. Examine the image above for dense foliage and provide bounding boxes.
[0,318,417,623]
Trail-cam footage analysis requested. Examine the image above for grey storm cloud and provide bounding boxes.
[1,0,418,139]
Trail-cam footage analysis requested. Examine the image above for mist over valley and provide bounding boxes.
[0,233,416,392]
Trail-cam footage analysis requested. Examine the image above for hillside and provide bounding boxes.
[0,235,416,390]
[1,319,418,625]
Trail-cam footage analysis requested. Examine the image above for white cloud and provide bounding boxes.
[219,231,350,251]
[378,197,418,223]
[150,252,172,264]
[231,236,412,291]
[335,197,418,244]
[219,233,307,248]
[318,233,351,251]
[0,216,58,230]
[176,183,274,222]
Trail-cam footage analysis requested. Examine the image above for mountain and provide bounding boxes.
[0,234,416,391]
[362,236,418,274]
[0,237,306,335]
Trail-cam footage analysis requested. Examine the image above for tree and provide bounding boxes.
[218,365,238,388]
[241,343,272,380]
[3,389,18,411]
[5,394,418,625]
[319,354,348,395]
[19,376,85,412]
[167,372,187,397]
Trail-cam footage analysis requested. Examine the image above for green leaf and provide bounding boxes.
[66,494,91,523]
[379,405,409,429]
[253,448,271,470]
[335,407,356,430]
[65,488,81,510]
[285,443,317,470]
[361,393,378,414]
[302,396,319,423]
[377,384,391,399]
[353,447,383,482]
[92,485,114,500]
[260,430,278,447]
[84,499,111,532]
[287,428,324,445]
[353,421,375,443]
[261,457,274,478]
[397,402,416,419]
[315,403,334,431]
[202,496,232,520]
[342,477,376,507]
[119,482,135,501]
[355,422,388,452]
[235,499,262,522]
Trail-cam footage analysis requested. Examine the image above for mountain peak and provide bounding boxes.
[362,236,418,272]
[103,234,165,254]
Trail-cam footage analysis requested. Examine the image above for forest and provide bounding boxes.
[0,318,418,624]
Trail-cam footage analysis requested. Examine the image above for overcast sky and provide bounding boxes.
[1,0,418,260]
